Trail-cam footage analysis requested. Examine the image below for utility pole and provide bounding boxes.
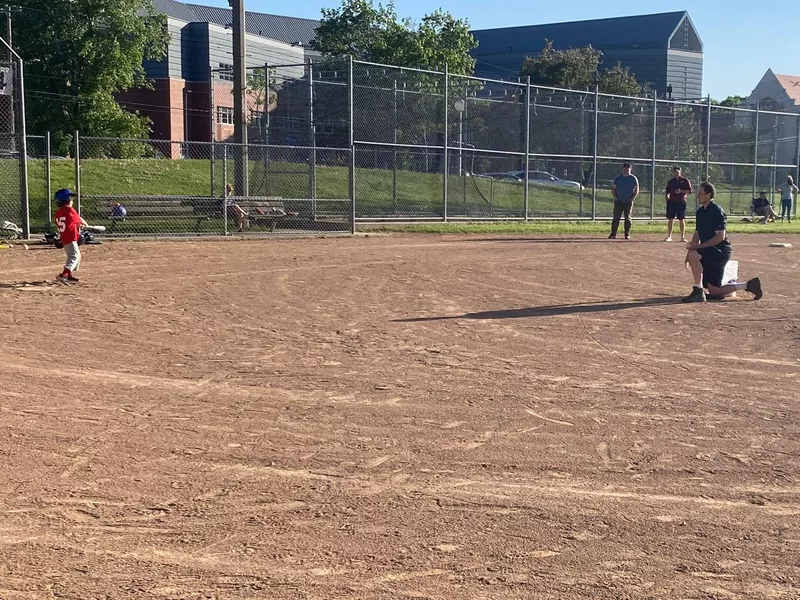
[229,0,248,195]
[2,5,21,59]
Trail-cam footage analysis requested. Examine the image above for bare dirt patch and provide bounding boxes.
[2,233,799,599]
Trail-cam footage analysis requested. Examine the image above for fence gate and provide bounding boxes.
[0,42,27,238]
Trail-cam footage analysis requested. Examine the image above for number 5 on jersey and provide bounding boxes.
[57,216,66,233]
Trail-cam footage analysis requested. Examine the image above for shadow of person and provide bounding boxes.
[395,296,685,322]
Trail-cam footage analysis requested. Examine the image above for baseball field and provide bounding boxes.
[1,233,798,599]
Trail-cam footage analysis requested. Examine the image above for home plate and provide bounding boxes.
[768,242,792,248]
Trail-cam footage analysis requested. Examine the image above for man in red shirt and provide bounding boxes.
[664,166,692,242]
[53,188,87,284]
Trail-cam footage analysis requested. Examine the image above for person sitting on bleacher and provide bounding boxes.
[751,191,780,224]
[225,183,249,233]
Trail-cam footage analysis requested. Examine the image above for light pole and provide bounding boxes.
[454,98,465,175]
[454,98,466,215]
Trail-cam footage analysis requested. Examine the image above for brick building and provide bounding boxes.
[118,0,316,156]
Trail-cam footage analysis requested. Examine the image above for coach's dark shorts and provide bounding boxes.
[699,245,732,288]
[666,200,687,220]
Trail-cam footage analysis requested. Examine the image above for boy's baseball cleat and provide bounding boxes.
[56,274,71,285]
[67,276,80,283]
[681,287,706,303]
[745,277,763,300]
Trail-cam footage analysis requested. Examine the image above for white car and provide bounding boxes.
[479,170,584,190]
[516,170,585,190]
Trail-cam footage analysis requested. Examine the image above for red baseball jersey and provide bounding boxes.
[55,206,82,244]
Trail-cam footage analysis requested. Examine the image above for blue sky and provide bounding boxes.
[205,0,799,100]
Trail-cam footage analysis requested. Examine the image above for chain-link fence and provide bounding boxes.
[60,136,350,236]
[0,47,28,238]
[22,58,800,236]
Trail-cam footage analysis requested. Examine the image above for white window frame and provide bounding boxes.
[217,106,234,125]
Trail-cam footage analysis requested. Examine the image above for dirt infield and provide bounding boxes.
[2,233,799,599]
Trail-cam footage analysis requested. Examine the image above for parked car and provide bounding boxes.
[479,172,523,182]
[478,170,584,190]
[516,170,584,190]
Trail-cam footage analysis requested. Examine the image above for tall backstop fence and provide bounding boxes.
[18,58,800,236]
[1,38,28,238]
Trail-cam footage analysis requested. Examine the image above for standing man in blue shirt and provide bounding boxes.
[682,182,763,303]
[609,163,639,240]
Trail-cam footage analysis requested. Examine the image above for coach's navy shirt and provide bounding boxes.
[696,201,731,246]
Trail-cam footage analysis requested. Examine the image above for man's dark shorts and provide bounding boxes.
[666,200,687,220]
[699,245,732,288]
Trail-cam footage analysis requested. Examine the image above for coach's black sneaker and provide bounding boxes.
[745,277,763,300]
[681,287,706,303]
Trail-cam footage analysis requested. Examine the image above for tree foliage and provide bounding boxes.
[311,0,477,75]
[520,41,645,96]
[711,95,745,107]
[15,0,169,153]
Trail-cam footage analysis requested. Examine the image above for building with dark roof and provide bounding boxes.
[126,3,705,150]
[121,0,318,152]
[470,11,703,99]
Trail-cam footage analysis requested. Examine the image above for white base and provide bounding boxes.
[723,260,738,285]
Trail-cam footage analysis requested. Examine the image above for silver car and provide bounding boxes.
[516,170,584,190]
[480,170,584,189]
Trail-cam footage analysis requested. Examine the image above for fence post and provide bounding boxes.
[223,144,228,236]
[651,91,657,220]
[74,130,81,215]
[45,131,52,227]
[592,85,599,220]
[17,58,30,239]
[795,116,800,219]
[705,95,712,183]
[442,63,449,222]
[264,62,271,193]
[753,103,760,200]
[392,78,397,215]
[524,75,531,221]
[209,66,216,197]
[308,59,317,220]
[348,56,356,234]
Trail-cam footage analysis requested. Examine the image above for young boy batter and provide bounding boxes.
[53,188,87,284]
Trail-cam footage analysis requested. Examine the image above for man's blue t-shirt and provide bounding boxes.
[614,174,639,203]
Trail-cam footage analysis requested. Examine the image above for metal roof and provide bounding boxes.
[150,0,319,46]
[151,0,199,23]
[188,4,319,46]
[472,12,693,55]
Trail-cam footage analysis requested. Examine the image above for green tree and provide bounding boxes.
[711,95,746,107]
[15,0,169,154]
[520,41,645,96]
[311,0,477,74]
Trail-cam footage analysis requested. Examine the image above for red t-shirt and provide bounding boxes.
[55,206,82,244]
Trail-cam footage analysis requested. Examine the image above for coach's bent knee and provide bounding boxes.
[686,250,701,263]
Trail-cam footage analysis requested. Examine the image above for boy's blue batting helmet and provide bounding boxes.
[54,188,77,204]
